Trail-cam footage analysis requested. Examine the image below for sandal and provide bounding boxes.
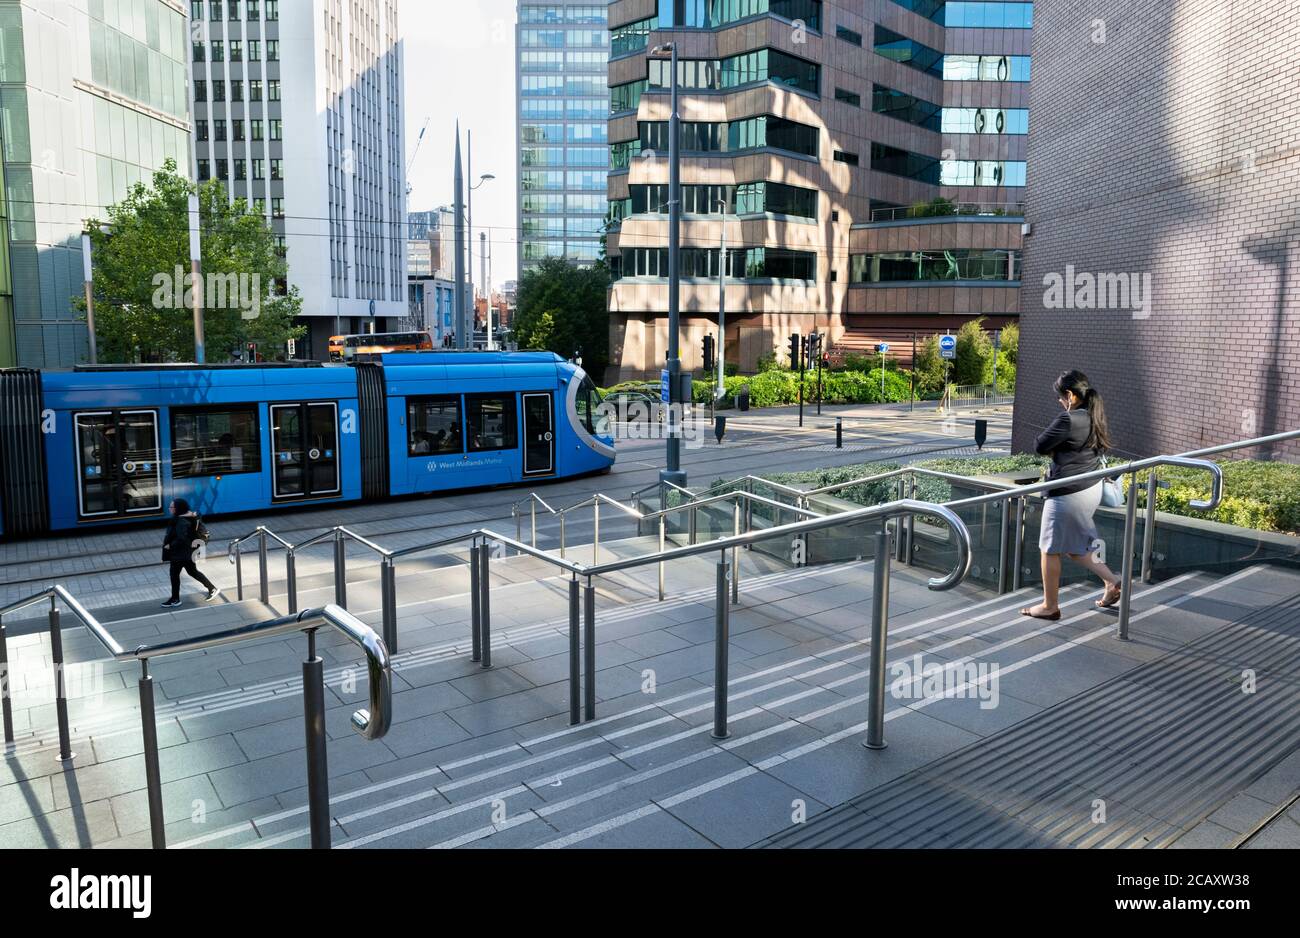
[1096,581,1122,609]
[1020,606,1062,621]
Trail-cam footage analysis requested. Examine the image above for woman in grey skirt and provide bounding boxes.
[1021,370,1123,620]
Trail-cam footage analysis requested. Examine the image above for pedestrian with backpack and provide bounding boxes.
[161,498,219,608]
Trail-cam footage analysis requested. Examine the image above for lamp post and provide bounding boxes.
[80,232,99,365]
[466,133,495,350]
[652,42,685,486]
[187,194,205,364]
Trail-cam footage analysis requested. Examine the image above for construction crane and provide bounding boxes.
[405,117,429,199]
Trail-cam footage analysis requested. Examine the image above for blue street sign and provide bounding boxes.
[369,299,377,317]
[661,369,671,404]
[940,335,957,360]
[878,343,889,354]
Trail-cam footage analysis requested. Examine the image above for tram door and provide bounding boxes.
[271,402,340,499]
[74,410,163,519]
[522,393,555,477]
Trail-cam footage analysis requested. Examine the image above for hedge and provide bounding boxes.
[714,455,1300,536]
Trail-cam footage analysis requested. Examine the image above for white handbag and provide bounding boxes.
[1099,456,1125,508]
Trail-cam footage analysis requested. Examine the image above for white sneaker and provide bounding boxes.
[205,587,221,602]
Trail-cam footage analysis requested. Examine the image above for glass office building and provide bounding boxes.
[516,2,610,272]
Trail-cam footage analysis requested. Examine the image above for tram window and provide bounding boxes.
[171,406,261,478]
[407,396,463,456]
[576,376,611,436]
[466,394,518,452]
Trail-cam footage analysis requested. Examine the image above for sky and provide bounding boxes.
[402,1,521,285]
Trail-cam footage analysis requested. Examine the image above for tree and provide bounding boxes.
[953,317,995,386]
[513,257,610,372]
[912,334,948,397]
[75,159,304,363]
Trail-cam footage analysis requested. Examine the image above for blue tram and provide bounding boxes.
[0,352,615,537]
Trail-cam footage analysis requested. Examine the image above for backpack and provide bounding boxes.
[193,515,211,544]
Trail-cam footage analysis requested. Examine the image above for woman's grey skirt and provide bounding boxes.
[1040,482,1103,555]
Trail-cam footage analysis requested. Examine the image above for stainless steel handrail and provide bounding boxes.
[0,587,391,850]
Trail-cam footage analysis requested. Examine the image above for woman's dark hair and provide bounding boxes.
[172,498,191,517]
[1054,370,1112,452]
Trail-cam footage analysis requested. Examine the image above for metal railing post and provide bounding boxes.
[568,578,581,725]
[560,512,567,559]
[0,616,12,746]
[257,529,270,604]
[895,480,907,562]
[286,551,298,614]
[731,501,741,604]
[712,552,731,739]
[864,524,892,751]
[689,504,698,545]
[1117,473,1141,641]
[138,659,165,849]
[235,547,244,600]
[996,499,1010,595]
[49,599,73,762]
[302,630,331,849]
[479,544,492,669]
[514,506,521,556]
[333,530,347,608]
[1141,471,1159,583]
[593,501,601,565]
[531,501,537,548]
[658,516,666,602]
[469,542,482,663]
[1012,497,1026,591]
[381,556,398,654]
[583,578,596,721]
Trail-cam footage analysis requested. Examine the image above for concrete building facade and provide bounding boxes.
[1012,0,1300,459]
[188,0,406,361]
[605,0,1031,380]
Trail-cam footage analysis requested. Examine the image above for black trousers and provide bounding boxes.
[169,560,215,601]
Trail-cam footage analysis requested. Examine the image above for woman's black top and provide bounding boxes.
[162,515,197,562]
[1035,409,1102,497]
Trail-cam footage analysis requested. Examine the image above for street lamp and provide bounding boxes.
[467,162,495,348]
[651,41,686,486]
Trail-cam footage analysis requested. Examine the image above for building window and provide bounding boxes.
[266,40,278,61]
[231,82,243,102]
[211,40,223,62]
[214,119,226,142]
[269,119,282,141]
[834,87,861,107]
[252,159,264,179]
[247,0,259,16]
[193,41,204,62]
[268,80,281,101]
[873,25,942,77]
[873,84,941,131]
[943,2,1033,28]
[194,79,207,102]
[265,0,278,20]
[271,197,284,218]
[871,143,941,184]
[233,119,245,141]
[215,158,228,180]
[466,395,517,452]
[407,397,463,456]
[196,120,209,141]
[230,40,243,62]
[836,25,862,45]
[234,160,247,180]
[249,39,260,61]
[197,159,211,180]
[833,149,859,166]
[940,159,1028,187]
[251,119,264,140]
[213,81,225,102]
[943,53,1031,82]
[250,80,263,101]
[941,107,1029,135]
[850,249,1021,283]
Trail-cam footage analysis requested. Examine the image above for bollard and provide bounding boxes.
[286,552,298,614]
[469,543,482,662]
[712,555,731,739]
[568,578,581,725]
[138,660,166,849]
[49,601,73,762]
[864,526,892,750]
[836,417,843,449]
[381,557,398,654]
[583,579,596,721]
[479,545,491,669]
[302,632,331,849]
[333,532,347,608]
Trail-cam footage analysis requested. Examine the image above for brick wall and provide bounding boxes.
[1013,0,1300,460]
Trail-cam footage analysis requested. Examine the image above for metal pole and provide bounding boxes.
[895,480,907,562]
[583,578,596,721]
[333,531,347,608]
[661,42,685,487]
[258,529,269,604]
[467,130,476,345]
[138,660,166,848]
[531,501,537,548]
[996,498,1010,594]
[1141,472,1159,583]
[381,557,398,653]
[712,554,731,739]
[188,194,205,364]
[560,512,566,559]
[514,507,521,555]
[568,578,581,724]
[235,548,244,600]
[836,417,843,449]
[593,501,601,564]
[49,600,73,762]
[658,516,666,602]
[731,501,740,604]
[1012,497,1026,591]
[81,233,98,364]
[286,552,298,614]
[453,124,467,349]
[302,632,331,849]
[480,230,488,346]
[1117,474,1141,641]
[864,525,892,750]
[479,545,492,669]
[469,543,482,662]
[905,475,916,566]
[0,617,13,745]
[717,210,726,402]
[689,504,697,545]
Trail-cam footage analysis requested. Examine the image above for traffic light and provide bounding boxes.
[245,342,257,363]
[788,333,802,371]
[806,332,822,362]
[702,334,716,373]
